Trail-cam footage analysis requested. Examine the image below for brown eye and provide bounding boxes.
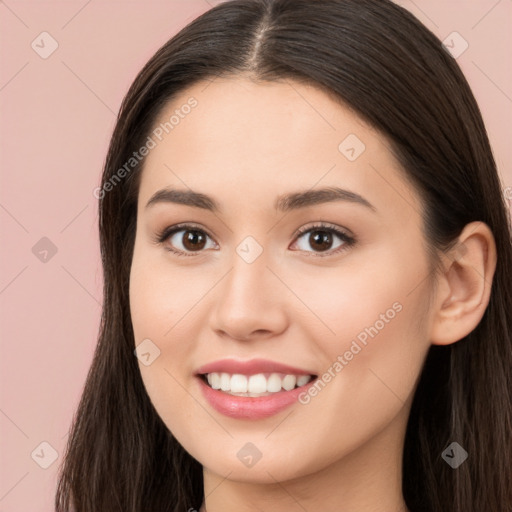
[181,230,207,251]
[161,226,217,256]
[308,230,333,252]
[291,223,355,256]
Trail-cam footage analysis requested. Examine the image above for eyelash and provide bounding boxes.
[155,222,356,258]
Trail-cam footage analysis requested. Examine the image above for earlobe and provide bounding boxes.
[430,221,497,346]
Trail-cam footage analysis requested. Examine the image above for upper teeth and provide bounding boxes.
[206,372,312,395]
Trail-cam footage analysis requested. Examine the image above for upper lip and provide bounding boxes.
[195,358,317,376]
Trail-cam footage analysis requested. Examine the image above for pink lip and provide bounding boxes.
[197,377,316,420]
[195,358,317,420]
[195,358,316,376]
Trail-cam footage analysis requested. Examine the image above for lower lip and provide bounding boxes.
[197,376,316,420]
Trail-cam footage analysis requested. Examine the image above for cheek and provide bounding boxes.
[291,292,430,476]
[129,260,204,448]
[129,245,222,439]
[282,240,431,360]
[281,243,433,429]
[129,247,211,346]
[129,271,202,394]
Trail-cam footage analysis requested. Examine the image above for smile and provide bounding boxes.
[202,372,313,396]
[195,359,318,419]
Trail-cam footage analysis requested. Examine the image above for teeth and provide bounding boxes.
[220,373,230,391]
[248,374,267,393]
[205,372,313,395]
[231,374,248,393]
[282,374,297,391]
[208,372,221,389]
[267,373,282,393]
[297,375,310,387]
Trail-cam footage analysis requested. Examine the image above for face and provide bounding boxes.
[129,76,435,483]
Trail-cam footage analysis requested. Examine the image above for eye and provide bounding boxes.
[156,223,217,257]
[155,222,355,258]
[290,222,355,256]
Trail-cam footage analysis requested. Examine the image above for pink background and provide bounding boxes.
[1,1,510,510]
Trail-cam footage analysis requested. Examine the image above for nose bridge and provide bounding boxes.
[210,236,287,340]
[222,239,271,310]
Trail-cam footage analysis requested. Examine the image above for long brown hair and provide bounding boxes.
[55,1,512,510]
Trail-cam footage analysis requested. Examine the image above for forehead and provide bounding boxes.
[146,77,375,162]
[137,76,421,220]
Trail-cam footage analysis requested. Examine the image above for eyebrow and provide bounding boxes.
[145,186,376,213]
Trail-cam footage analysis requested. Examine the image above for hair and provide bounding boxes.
[54,0,512,511]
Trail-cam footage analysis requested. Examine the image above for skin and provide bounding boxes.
[129,76,497,512]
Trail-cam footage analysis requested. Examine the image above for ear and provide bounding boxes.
[429,221,497,346]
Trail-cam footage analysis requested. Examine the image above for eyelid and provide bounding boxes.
[291,221,354,240]
[155,222,214,242]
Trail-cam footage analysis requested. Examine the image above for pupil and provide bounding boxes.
[184,230,206,251]
[310,231,332,251]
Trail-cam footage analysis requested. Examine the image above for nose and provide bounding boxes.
[209,246,288,342]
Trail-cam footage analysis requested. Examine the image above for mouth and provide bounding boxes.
[198,372,316,397]
[195,360,318,419]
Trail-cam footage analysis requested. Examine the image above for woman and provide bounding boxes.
[55,0,512,511]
